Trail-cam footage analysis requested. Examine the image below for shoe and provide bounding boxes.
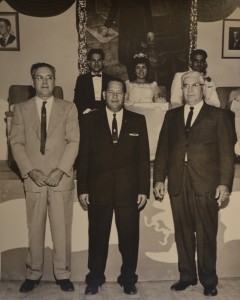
[19,279,39,293]
[85,284,99,295]
[170,279,197,291]
[203,285,218,296]
[56,279,74,292]
[123,284,137,295]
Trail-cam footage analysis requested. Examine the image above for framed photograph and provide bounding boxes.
[222,19,240,58]
[0,12,20,51]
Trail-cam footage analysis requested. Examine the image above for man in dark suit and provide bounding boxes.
[73,48,116,116]
[77,78,150,295]
[154,71,234,297]
[0,18,16,48]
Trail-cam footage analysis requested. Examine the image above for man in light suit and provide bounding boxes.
[77,78,150,295]
[154,71,234,297]
[170,49,220,108]
[10,63,79,293]
[73,48,116,116]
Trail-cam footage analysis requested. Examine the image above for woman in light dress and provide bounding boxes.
[125,53,166,103]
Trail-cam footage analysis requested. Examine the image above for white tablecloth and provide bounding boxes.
[125,102,169,160]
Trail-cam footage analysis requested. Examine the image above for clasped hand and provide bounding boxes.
[28,169,64,187]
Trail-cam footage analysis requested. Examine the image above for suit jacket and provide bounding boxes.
[10,97,80,192]
[0,33,16,47]
[154,102,234,196]
[77,109,150,206]
[170,72,220,108]
[73,72,116,115]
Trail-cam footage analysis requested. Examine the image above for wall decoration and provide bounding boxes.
[0,12,20,51]
[222,19,240,58]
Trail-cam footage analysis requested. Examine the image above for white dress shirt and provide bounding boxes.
[106,107,123,136]
[91,72,102,101]
[36,96,54,130]
[184,100,204,161]
[184,100,204,126]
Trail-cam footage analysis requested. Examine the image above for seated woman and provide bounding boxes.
[125,53,166,103]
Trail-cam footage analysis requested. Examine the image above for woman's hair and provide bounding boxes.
[132,53,152,82]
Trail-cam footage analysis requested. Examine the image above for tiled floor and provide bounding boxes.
[0,278,240,300]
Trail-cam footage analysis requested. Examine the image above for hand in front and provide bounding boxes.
[153,182,165,201]
[28,169,48,187]
[79,194,89,211]
[44,169,64,187]
[137,194,147,210]
[215,185,230,208]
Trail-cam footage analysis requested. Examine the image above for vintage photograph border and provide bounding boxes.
[0,12,20,51]
[222,19,240,59]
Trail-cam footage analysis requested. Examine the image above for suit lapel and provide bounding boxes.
[47,98,64,137]
[118,109,128,144]
[23,97,41,139]
[191,102,208,128]
[86,73,95,100]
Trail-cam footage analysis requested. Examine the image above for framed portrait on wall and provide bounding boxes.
[222,19,240,58]
[0,12,20,51]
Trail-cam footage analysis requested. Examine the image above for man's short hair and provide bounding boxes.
[0,18,11,28]
[87,48,105,61]
[105,78,126,93]
[190,49,208,60]
[30,62,56,79]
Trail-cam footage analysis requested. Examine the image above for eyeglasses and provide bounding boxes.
[107,90,124,97]
[182,83,204,89]
[34,75,55,82]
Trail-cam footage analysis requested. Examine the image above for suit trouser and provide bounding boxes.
[86,205,139,286]
[25,187,74,280]
[169,165,218,286]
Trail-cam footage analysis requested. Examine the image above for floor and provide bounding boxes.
[0,278,240,300]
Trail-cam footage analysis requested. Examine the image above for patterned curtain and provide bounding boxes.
[5,0,76,17]
[189,0,198,66]
[76,0,88,75]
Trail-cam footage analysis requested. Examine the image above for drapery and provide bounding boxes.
[4,0,76,17]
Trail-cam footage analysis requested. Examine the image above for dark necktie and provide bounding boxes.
[185,106,194,135]
[40,101,47,154]
[2,37,6,47]
[112,113,118,145]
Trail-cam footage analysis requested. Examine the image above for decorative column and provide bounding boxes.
[188,0,198,67]
[77,0,88,74]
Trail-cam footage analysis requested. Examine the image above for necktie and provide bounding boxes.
[185,106,194,135]
[2,37,6,47]
[40,101,47,154]
[112,114,118,145]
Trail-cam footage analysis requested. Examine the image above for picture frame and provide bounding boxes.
[222,19,240,59]
[0,12,20,51]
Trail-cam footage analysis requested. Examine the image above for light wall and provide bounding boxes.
[198,7,240,87]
